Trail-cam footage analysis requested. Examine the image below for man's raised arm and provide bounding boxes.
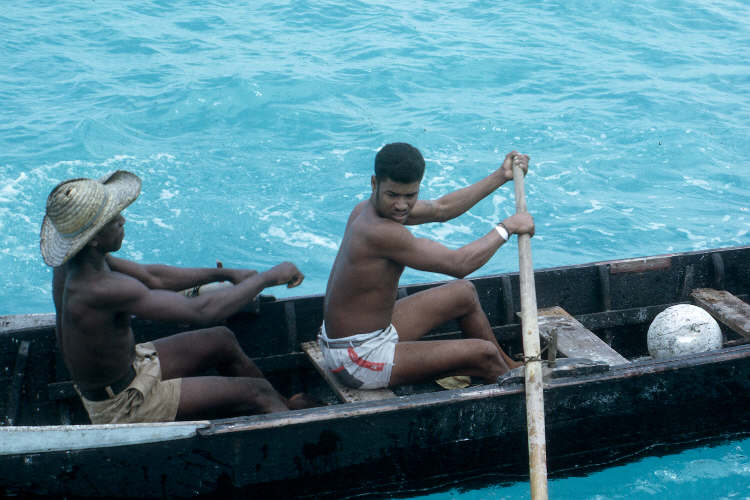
[406,151,528,225]
[379,212,534,279]
[106,255,256,291]
[108,261,304,325]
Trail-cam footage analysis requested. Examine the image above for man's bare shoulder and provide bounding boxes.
[347,200,369,221]
[353,209,413,252]
[67,265,148,309]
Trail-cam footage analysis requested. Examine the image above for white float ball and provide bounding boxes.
[647,304,722,359]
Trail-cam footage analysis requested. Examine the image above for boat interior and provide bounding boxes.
[2,247,749,428]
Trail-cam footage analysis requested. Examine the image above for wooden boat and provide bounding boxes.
[2,245,750,499]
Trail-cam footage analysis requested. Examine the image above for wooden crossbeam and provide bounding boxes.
[301,341,396,403]
[537,307,629,366]
[691,288,750,339]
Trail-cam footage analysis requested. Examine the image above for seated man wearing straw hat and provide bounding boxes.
[41,171,317,424]
[320,143,534,390]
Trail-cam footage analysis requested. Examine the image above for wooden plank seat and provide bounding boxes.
[301,341,396,403]
[537,306,630,366]
[691,288,750,339]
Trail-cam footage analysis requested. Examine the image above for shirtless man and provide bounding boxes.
[320,143,534,389]
[41,171,314,424]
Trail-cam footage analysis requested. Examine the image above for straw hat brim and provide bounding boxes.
[40,171,142,267]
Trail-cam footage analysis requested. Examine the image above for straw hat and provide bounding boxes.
[40,170,142,267]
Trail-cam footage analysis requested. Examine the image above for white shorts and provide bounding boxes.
[318,323,398,389]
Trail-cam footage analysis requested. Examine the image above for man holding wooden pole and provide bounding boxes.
[320,143,534,389]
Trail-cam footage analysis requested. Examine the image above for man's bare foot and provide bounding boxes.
[287,392,325,410]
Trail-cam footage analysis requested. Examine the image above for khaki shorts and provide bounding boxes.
[78,342,182,424]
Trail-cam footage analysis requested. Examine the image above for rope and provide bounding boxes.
[523,355,543,364]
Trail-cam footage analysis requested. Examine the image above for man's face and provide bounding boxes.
[371,177,420,223]
[92,213,126,252]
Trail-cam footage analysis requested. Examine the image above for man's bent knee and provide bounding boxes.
[209,325,237,343]
[453,279,480,312]
[207,326,245,355]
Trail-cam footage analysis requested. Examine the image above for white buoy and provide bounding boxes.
[647,304,722,359]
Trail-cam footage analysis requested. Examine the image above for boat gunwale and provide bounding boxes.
[202,342,750,435]
[2,244,748,335]
[1,244,748,441]
[0,340,747,467]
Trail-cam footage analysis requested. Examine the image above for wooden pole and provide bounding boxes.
[512,156,549,500]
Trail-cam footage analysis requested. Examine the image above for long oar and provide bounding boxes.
[512,156,548,499]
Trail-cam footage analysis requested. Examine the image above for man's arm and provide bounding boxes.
[405,151,528,225]
[373,213,534,279]
[97,261,303,325]
[106,255,256,291]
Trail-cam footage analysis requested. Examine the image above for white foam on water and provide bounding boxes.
[676,228,703,241]
[159,189,178,200]
[264,226,338,250]
[102,155,136,166]
[258,210,287,222]
[682,176,712,190]
[542,170,570,181]
[0,173,26,203]
[152,218,174,230]
[128,250,144,261]
[427,175,464,192]
[289,231,338,250]
[416,222,472,242]
[592,227,615,237]
[583,199,604,214]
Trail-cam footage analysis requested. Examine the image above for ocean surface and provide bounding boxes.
[409,434,750,500]
[1,0,749,497]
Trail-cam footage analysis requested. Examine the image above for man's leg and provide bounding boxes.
[153,326,264,380]
[390,338,508,386]
[176,376,289,419]
[390,280,520,385]
[152,327,319,418]
[392,280,507,345]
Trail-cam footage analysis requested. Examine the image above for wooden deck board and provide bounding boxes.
[537,306,630,365]
[691,288,750,339]
[300,341,396,403]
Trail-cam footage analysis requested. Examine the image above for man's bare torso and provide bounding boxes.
[53,262,136,390]
[323,200,405,339]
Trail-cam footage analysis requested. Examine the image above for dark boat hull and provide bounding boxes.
[2,245,750,498]
[3,345,749,499]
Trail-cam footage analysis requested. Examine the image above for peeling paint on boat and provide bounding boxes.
[0,421,209,455]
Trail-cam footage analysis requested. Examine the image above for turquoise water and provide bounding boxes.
[1,0,749,496]
[410,435,750,499]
